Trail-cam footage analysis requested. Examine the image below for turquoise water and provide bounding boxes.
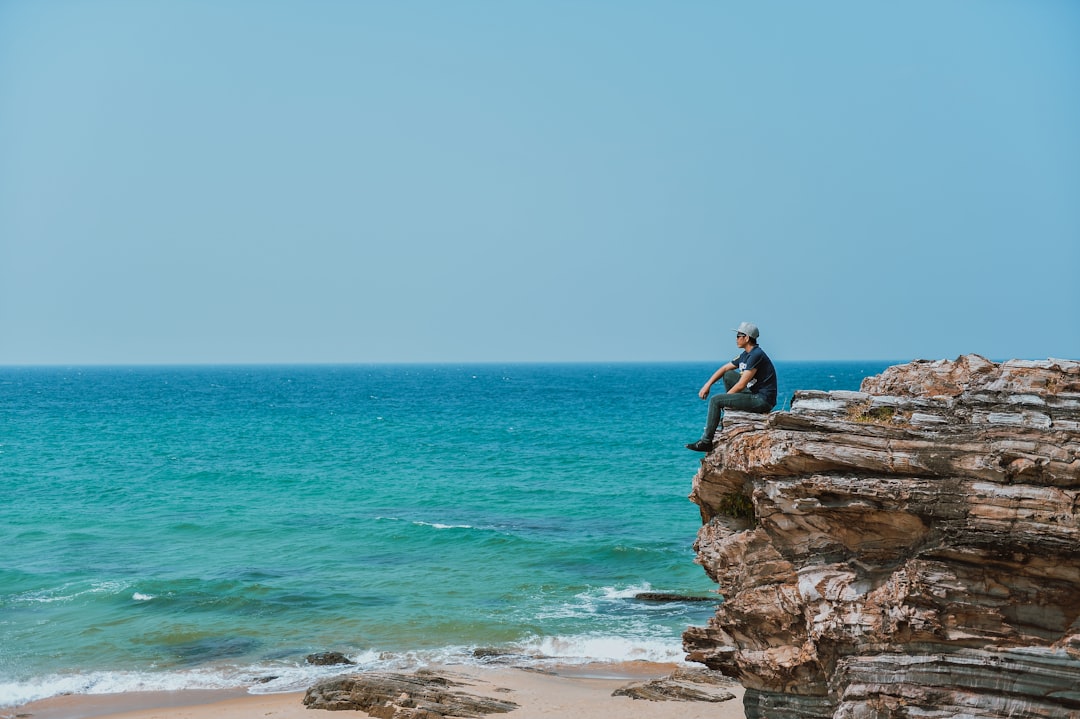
[0,362,890,706]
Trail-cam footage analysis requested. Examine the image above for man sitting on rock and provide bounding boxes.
[686,322,778,452]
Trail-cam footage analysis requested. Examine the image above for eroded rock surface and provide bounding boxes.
[612,666,738,702]
[303,670,518,717]
[684,355,1080,719]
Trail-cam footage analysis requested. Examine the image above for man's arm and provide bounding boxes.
[698,362,736,399]
[726,367,757,394]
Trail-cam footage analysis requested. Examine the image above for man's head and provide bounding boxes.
[734,322,760,345]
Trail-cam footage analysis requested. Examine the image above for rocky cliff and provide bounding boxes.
[684,355,1080,719]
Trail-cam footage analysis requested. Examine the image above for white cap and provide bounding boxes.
[734,322,760,339]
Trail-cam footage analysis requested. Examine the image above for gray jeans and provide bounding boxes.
[702,370,773,440]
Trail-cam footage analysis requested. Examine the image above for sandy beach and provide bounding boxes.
[10,663,746,719]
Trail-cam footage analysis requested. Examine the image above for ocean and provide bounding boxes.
[0,361,891,707]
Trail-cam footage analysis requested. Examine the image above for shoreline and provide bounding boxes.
[9,662,746,719]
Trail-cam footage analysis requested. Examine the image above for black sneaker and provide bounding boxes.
[685,439,713,452]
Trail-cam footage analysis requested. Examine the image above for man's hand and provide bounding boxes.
[700,362,736,400]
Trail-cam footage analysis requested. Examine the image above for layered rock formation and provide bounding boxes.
[684,355,1080,719]
[611,666,737,702]
[303,670,518,717]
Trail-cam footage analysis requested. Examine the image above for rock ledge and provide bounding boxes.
[685,355,1080,719]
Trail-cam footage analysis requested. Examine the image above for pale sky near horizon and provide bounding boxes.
[2,1,1078,365]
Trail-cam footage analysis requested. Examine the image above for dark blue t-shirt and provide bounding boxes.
[732,345,778,407]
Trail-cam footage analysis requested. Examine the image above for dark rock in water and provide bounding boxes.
[472,647,509,658]
[170,636,260,665]
[471,648,545,665]
[306,651,356,666]
[303,670,518,717]
[634,592,717,603]
[613,667,737,702]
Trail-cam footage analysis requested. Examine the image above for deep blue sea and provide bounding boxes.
[0,361,891,706]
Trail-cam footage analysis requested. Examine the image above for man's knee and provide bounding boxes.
[722,370,740,391]
[709,393,737,410]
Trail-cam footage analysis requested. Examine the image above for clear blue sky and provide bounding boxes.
[2,1,1077,364]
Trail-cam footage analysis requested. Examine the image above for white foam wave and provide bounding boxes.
[0,654,400,709]
[413,521,473,530]
[532,583,655,620]
[131,593,155,601]
[10,581,130,605]
[514,633,686,664]
[374,516,515,534]
[597,583,654,600]
[0,667,241,708]
[0,634,692,710]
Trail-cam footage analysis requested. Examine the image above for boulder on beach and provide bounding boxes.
[613,667,738,702]
[303,670,519,717]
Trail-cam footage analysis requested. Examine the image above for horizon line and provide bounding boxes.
[0,356,1014,369]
